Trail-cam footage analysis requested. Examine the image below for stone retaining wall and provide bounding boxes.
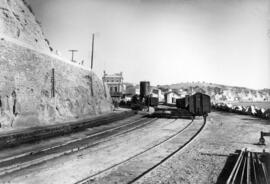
[0,0,114,129]
[0,39,113,128]
[0,0,51,52]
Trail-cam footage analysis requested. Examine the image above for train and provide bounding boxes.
[176,92,211,117]
[129,81,211,117]
[130,81,159,110]
[131,95,159,110]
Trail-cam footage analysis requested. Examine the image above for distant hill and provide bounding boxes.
[157,82,270,102]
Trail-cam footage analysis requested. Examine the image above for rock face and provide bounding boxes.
[0,0,50,52]
[0,0,113,128]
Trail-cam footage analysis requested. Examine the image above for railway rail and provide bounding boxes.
[0,116,158,177]
[226,149,270,184]
[75,118,206,184]
[0,110,136,149]
[128,117,206,184]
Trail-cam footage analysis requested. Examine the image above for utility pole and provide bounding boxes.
[51,68,55,98]
[68,49,78,62]
[90,33,95,70]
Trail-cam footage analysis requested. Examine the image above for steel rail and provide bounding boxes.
[0,117,158,177]
[246,152,251,184]
[226,150,244,184]
[128,120,206,184]
[240,154,247,184]
[75,118,196,184]
[227,150,269,184]
[127,118,207,184]
[254,153,263,184]
[251,152,258,184]
[262,162,269,184]
[0,114,139,163]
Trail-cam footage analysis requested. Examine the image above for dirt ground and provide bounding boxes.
[136,111,270,184]
[1,111,269,184]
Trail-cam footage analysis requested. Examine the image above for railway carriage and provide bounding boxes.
[176,98,185,109]
[145,96,159,107]
[189,93,211,117]
[176,92,211,117]
[130,95,159,110]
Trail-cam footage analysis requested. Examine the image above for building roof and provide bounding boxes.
[165,91,181,96]
[103,71,123,78]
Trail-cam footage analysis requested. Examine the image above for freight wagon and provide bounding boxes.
[130,95,159,110]
[145,96,159,107]
[176,98,185,109]
[189,93,211,117]
[176,92,211,117]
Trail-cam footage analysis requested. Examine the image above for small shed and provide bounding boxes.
[151,88,164,102]
[164,91,181,104]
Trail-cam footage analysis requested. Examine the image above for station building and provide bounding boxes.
[164,91,181,104]
[102,71,124,99]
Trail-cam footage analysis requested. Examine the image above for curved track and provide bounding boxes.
[128,118,206,184]
[75,118,206,184]
[0,117,158,177]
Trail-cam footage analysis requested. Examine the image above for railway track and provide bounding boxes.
[75,118,206,184]
[0,111,136,149]
[0,116,158,177]
[128,118,206,184]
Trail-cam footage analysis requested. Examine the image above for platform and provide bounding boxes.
[0,109,136,149]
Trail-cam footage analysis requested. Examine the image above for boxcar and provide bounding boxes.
[189,93,211,117]
[185,95,189,108]
[189,95,195,114]
[202,93,211,114]
[145,97,159,107]
[176,98,186,109]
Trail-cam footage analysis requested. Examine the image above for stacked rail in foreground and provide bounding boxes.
[226,149,270,184]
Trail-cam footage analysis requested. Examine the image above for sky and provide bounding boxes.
[27,0,270,89]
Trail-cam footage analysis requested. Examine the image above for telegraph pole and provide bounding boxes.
[68,49,78,62]
[90,33,95,70]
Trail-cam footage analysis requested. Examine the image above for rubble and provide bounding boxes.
[212,102,270,120]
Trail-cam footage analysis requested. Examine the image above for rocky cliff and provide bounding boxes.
[0,0,113,128]
[0,0,50,52]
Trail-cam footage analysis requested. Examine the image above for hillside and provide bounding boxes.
[157,82,270,102]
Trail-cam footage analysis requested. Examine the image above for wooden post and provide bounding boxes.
[91,33,95,69]
[68,50,78,62]
[51,68,55,98]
